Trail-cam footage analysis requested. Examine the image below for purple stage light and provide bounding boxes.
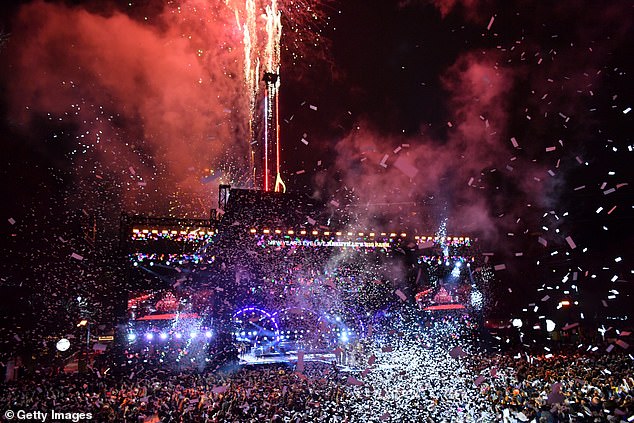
[233,306,280,340]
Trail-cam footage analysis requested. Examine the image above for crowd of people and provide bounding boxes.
[2,342,632,422]
[472,349,634,422]
[1,360,351,422]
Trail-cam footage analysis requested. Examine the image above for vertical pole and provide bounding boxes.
[264,93,269,191]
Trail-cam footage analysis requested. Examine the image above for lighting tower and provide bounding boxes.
[262,72,285,193]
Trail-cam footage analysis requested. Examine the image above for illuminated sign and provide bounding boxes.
[266,239,391,249]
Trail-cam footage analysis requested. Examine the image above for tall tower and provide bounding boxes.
[262,72,285,193]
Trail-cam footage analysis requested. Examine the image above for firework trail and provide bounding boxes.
[227,0,329,191]
[226,0,281,190]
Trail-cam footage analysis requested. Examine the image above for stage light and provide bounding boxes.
[205,331,212,338]
[159,333,168,340]
[175,332,183,339]
[455,261,462,268]
[127,333,136,341]
[512,319,523,328]
[340,332,349,343]
[451,266,461,278]
[56,338,70,352]
[145,333,154,340]
[189,331,197,339]
[546,320,556,332]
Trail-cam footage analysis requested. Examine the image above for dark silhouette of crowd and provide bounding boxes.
[2,346,632,422]
[471,350,634,422]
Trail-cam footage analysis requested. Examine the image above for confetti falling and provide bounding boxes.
[0,0,632,421]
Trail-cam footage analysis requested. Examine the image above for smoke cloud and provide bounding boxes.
[4,0,248,216]
[317,51,544,239]
[312,0,632,243]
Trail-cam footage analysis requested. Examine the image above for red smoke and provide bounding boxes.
[315,0,632,239]
[319,51,537,238]
[5,0,248,216]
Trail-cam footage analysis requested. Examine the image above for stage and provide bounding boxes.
[238,350,361,373]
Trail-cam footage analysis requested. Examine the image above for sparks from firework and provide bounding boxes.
[227,0,330,191]
[227,0,282,191]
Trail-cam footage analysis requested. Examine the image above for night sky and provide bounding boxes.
[0,0,632,346]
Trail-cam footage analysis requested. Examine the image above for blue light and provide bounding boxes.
[145,333,154,340]
[127,333,136,341]
[159,332,168,340]
[205,331,212,338]
[175,332,182,339]
[451,265,461,278]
